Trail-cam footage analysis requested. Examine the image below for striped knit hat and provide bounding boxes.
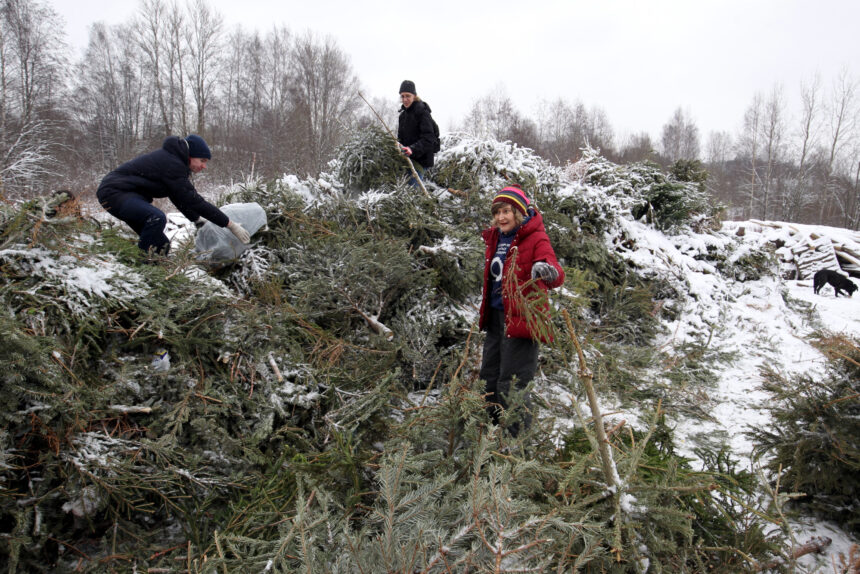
[493,185,530,216]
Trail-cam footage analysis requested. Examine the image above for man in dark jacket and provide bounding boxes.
[97,135,249,256]
[397,80,438,173]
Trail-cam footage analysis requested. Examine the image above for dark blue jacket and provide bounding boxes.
[397,100,436,169]
[97,136,229,227]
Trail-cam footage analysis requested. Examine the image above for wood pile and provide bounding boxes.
[745,219,860,279]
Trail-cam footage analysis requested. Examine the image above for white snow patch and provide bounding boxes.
[0,247,145,315]
[540,216,860,561]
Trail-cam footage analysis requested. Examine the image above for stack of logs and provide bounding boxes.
[738,220,860,280]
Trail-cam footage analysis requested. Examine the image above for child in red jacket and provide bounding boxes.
[478,185,565,437]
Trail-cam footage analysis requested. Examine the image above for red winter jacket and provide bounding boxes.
[479,209,565,342]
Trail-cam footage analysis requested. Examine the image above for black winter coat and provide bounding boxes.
[97,136,229,227]
[397,100,436,169]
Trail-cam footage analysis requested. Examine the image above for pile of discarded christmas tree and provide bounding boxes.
[1,129,854,572]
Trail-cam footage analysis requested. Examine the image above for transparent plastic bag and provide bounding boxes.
[194,202,267,264]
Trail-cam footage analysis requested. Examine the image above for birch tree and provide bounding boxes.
[739,94,762,219]
[781,76,821,221]
[759,85,786,219]
[821,69,858,226]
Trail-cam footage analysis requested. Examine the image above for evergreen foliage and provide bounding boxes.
[334,125,408,191]
[0,138,794,572]
[433,133,562,198]
[670,159,709,186]
[751,335,860,535]
[574,149,718,232]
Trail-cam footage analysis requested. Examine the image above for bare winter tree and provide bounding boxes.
[288,32,360,176]
[781,76,821,222]
[134,0,189,136]
[166,0,188,134]
[134,0,169,135]
[535,98,614,164]
[259,26,295,173]
[72,22,153,171]
[703,130,733,211]
[821,69,858,226]
[660,107,700,163]
[209,27,271,178]
[507,114,540,152]
[185,0,223,136]
[219,29,262,134]
[617,131,656,163]
[535,98,574,163]
[586,106,615,155]
[738,93,762,219]
[463,90,516,140]
[461,90,538,150]
[0,0,67,198]
[705,130,733,165]
[358,94,397,133]
[759,85,786,219]
[848,142,860,229]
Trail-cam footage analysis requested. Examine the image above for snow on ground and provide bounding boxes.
[629,219,859,565]
[541,215,859,567]
[673,221,859,461]
[0,246,147,316]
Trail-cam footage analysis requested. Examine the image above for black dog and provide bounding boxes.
[812,268,858,297]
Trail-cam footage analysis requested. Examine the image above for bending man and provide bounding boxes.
[97,135,249,256]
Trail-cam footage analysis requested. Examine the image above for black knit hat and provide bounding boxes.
[185,134,211,159]
[399,80,416,94]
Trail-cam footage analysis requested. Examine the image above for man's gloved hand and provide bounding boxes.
[227,220,251,244]
[531,261,559,283]
[401,145,413,156]
[193,218,206,229]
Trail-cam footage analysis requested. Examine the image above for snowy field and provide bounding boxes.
[600,219,859,567]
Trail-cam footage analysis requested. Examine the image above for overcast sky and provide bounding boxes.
[55,0,859,143]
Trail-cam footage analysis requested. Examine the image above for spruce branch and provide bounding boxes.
[561,309,618,491]
[620,400,663,485]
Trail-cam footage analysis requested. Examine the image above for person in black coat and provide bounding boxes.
[397,80,437,174]
[97,135,250,256]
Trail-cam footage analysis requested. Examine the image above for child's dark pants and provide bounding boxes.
[479,308,538,437]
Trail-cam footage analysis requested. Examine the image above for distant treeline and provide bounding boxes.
[2,0,858,228]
